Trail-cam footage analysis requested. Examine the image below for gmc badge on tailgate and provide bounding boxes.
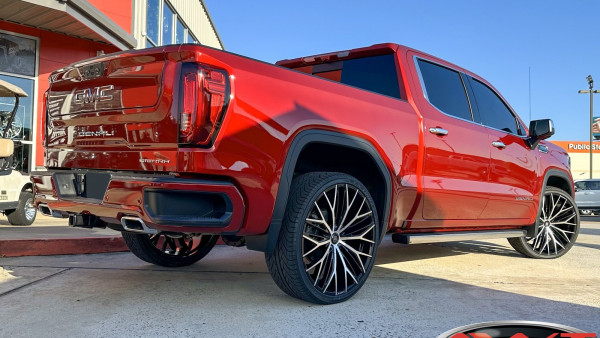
[73,85,114,105]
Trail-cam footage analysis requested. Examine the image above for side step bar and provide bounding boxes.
[392,229,526,245]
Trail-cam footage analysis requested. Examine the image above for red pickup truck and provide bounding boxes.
[32,43,579,304]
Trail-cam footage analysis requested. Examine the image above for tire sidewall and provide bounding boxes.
[290,174,380,304]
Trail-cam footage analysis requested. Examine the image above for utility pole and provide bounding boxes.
[579,75,600,179]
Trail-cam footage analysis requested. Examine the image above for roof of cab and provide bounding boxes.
[276,43,404,68]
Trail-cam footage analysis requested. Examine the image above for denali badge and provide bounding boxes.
[73,85,114,104]
[77,130,115,137]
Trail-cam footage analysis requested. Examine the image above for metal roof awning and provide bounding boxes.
[0,0,136,50]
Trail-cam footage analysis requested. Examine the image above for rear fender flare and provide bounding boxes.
[246,130,392,253]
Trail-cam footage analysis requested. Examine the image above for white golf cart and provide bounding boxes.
[0,78,36,225]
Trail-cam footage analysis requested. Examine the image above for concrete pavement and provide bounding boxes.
[0,220,598,336]
[0,214,128,257]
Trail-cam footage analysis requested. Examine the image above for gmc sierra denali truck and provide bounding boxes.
[32,43,578,304]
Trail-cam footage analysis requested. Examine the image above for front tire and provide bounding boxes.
[266,172,380,304]
[122,232,219,267]
[508,186,579,259]
[6,191,36,226]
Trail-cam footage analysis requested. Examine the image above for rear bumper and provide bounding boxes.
[31,170,245,234]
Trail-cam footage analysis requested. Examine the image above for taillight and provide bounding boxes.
[179,64,229,146]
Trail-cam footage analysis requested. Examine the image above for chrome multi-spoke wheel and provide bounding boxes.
[266,172,380,304]
[508,187,579,259]
[24,198,36,222]
[303,183,376,295]
[122,231,219,267]
[6,191,36,226]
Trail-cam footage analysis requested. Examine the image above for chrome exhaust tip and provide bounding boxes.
[120,216,158,235]
[38,204,52,217]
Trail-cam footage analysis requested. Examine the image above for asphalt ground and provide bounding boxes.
[0,219,599,337]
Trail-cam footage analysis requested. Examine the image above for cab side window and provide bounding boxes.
[417,59,472,121]
[470,78,520,135]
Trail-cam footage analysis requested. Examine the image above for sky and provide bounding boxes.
[204,0,600,141]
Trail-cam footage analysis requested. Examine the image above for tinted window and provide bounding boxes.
[417,59,472,121]
[470,79,519,134]
[297,54,402,99]
[340,55,401,99]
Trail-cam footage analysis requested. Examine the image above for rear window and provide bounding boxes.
[293,54,402,99]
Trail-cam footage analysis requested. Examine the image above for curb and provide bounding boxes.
[0,237,129,258]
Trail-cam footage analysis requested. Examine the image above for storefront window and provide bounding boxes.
[0,31,36,174]
[0,74,34,142]
[0,32,36,77]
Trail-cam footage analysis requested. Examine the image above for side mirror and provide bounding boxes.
[526,119,554,150]
[0,138,14,157]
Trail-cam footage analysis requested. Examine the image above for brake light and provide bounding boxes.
[180,73,197,140]
[179,64,229,146]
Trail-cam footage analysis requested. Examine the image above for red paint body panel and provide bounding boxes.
[32,43,573,238]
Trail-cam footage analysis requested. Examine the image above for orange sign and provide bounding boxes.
[550,141,600,153]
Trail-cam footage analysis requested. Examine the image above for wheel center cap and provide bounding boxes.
[544,221,550,227]
[331,233,340,244]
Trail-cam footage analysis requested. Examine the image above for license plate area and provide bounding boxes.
[53,171,111,201]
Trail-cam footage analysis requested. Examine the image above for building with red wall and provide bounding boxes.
[0,0,222,172]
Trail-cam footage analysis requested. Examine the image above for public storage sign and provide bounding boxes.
[551,141,600,153]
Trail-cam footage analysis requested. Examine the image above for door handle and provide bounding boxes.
[429,127,448,136]
[492,141,506,149]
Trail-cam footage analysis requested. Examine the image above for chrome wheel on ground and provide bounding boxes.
[266,172,379,304]
[122,231,219,267]
[6,191,36,226]
[508,187,579,259]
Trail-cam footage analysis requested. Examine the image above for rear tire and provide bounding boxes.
[122,232,219,267]
[508,186,579,259]
[6,192,36,226]
[266,172,379,304]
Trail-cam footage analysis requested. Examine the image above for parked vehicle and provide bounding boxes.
[32,43,578,304]
[574,179,600,215]
[0,79,36,225]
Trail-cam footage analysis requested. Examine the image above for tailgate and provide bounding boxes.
[45,47,179,172]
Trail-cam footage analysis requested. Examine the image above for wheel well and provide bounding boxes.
[546,176,572,196]
[293,143,387,226]
[21,183,33,193]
